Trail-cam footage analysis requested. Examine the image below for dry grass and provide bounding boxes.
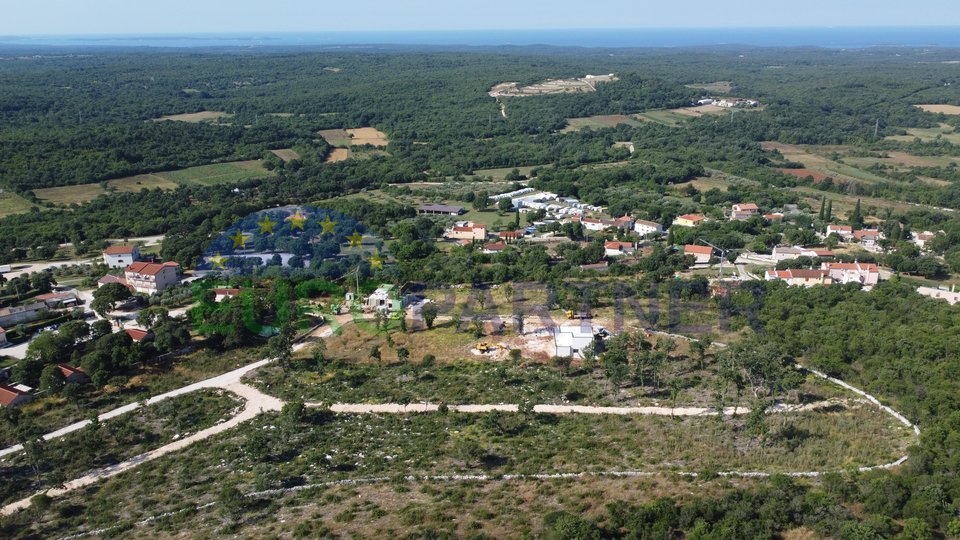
[669,104,728,117]
[347,127,389,147]
[915,104,960,115]
[325,148,352,163]
[0,191,35,217]
[151,111,232,123]
[561,115,646,133]
[32,183,107,205]
[317,128,351,147]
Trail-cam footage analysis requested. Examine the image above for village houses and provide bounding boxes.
[729,203,760,221]
[102,245,141,269]
[633,219,663,236]
[765,269,833,287]
[445,221,487,241]
[684,244,713,265]
[672,214,706,228]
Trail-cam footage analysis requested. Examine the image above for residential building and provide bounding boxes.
[0,302,46,327]
[102,245,141,269]
[604,241,637,257]
[124,261,181,295]
[364,284,403,313]
[913,231,937,250]
[97,274,130,289]
[730,203,760,221]
[772,246,836,262]
[822,262,880,286]
[57,364,89,384]
[0,383,32,407]
[213,288,240,302]
[445,222,487,241]
[554,325,596,358]
[35,291,80,308]
[853,229,882,247]
[684,244,713,265]
[633,219,663,236]
[482,241,507,254]
[497,231,524,242]
[764,212,784,222]
[613,215,635,230]
[826,225,854,238]
[765,269,833,287]
[673,214,706,228]
[417,204,465,216]
[571,215,615,232]
[916,286,960,305]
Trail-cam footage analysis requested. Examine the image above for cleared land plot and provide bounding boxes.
[561,115,646,133]
[325,148,351,163]
[762,141,890,184]
[686,81,733,93]
[34,161,273,205]
[490,75,616,97]
[32,183,107,205]
[634,109,692,126]
[107,174,180,193]
[347,127,389,147]
[317,128,352,147]
[778,168,828,182]
[151,111,233,123]
[915,104,960,115]
[887,124,960,145]
[668,104,729,117]
[0,191,35,217]
[270,148,301,162]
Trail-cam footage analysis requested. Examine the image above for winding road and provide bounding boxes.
[0,322,921,519]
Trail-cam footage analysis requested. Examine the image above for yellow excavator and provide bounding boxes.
[476,342,493,353]
[565,310,591,320]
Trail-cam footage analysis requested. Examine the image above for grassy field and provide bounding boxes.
[32,161,274,205]
[915,104,960,115]
[686,81,733,93]
[634,109,692,126]
[151,111,233,123]
[887,123,960,145]
[561,115,646,133]
[0,191,35,217]
[347,127,389,147]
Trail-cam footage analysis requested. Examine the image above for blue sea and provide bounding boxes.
[2,27,960,49]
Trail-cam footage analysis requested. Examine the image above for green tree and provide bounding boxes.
[369,344,381,365]
[498,197,513,212]
[472,190,490,211]
[421,303,439,329]
[825,199,833,222]
[91,281,132,317]
[850,199,864,229]
[39,364,65,394]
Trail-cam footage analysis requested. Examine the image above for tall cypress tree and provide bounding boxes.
[850,199,864,229]
[818,198,825,221]
[825,200,832,222]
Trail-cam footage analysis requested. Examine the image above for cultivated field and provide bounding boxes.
[32,161,274,206]
[151,111,233,123]
[685,81,733,93]
[0,191,35,218]
[915,104,960,115]
[325,148,351,163]
[668,104,728,117]
[319,127,390,149]
[270,148,301,162]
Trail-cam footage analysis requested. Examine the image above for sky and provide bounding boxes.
[2,0,959,35]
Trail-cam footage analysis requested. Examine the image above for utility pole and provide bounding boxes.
[697,238,729,278]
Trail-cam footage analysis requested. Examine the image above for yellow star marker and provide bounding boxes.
[369,252,384,270]
[207,252,228,269]
[257,215,277,235]
[287,210,307,231]
[347,230,363,247]
[319,216,338,235]
[229,231,252,249]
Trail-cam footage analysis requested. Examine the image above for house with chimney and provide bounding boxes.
[604,241,637,257]
[673,214,706,228]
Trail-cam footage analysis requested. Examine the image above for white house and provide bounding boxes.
[826,225,854,238]
[103,245,141,269]
[821,262,880,286]
[364,284,403,313]
[213,288,240,302]
[853,229,882,247]
[482,241,507,254]
[917,286,960,305]
[124,261,181,295]
[604,241,636,257]
[765,269,833,287]
[571,215,615,232]
[633,219,663,236]
[913,231,938,250]
[554,325,596,358]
